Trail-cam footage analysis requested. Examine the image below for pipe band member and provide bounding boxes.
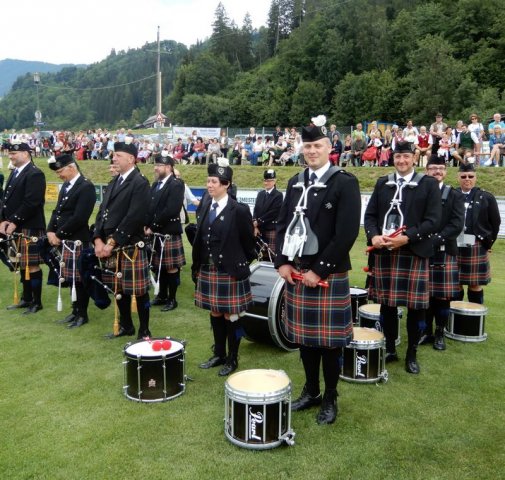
[1,141,46,314]
[192,161,256,377]
[276,115,361,425]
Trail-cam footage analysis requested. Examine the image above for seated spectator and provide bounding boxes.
[206,137,221,164]
[268,136,287,165]
[456,124,475,163]
[219,129,229,158]
[351,137,366,167]
[251,136,264,166]
[190,137,206,164]
[173,138,185,163]
[488,112,505,135]
[486,125,505,167]
[380,129,393,166]
[468,113,485,164]
[91,139,102,159]
[293,134,304,165]
[230,137,243,165]
[181,137,194,164]
[329,133,343,166]
[436,132,450,162]
[340,135,353,167]
[278,146,294,166]
[403,119,419,144]
[262,136,275,165]
[241,137,254,164]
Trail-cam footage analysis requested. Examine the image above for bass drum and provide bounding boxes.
[241,262,298,352]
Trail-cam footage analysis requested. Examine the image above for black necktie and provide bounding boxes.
[13,168,19,178]
[62,181,70,193]
[156,181,163,192]
[209,202,218,224]
[118,176,124,186]
[397,177,405,186]
[310,172,317,184]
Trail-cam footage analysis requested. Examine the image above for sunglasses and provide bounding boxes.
[460,175,475,179]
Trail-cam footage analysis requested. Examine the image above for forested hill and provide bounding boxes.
[1,0,504,131]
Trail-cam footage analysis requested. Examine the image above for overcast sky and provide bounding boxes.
[1,0,271,65]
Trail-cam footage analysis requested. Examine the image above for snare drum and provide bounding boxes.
[241,262,297,351]
[340,327,387,383]
[224,369,295,450]
[123,338,185,402]
[446,301,488,342]
[358,303,401,346]
[350,287,368,324]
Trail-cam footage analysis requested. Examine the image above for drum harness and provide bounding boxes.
[149,232,172,296]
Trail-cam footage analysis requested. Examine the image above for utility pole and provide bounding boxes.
[156,26,164,144]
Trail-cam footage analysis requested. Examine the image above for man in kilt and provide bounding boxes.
[252,169,283,261]
[145,152,185,312]
[93,137,152,339]
[0,141,46,314]
[365,141,441,374]
[418,156,464,350]
[47,153,96,328]
[275,115,361,425]
[455,163,501,304]
[192,163,256,377]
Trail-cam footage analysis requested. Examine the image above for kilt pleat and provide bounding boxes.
[458,241,490,285]
[372,248,429,309]
[151,234,186,271]
[283,272,353,348]
[195,264,252,314]
[260,229,277,254]
[429,252,460,298]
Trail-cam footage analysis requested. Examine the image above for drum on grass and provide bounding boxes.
[358,303,402,346]
[123,338,185,402]
[446,301,488,342]
[340,327,387,383]
[350,287,368,324]
[241,262,297,351]
[225,369,295,450]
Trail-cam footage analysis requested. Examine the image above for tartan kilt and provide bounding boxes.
[195,264,252,315]
[260,229,277,254]
[429,252,460,299]
[101,246,150,296]
[372,248,429,310]
[283,271,353,348]
[17,229,44,269]
[151,234,186,271]
[458,240,490,286]
[60,241,84,285]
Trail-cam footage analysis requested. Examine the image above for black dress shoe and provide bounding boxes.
[105,327,135,339]
[57,313,77,324]
[151,297,168,306]
[316,391,338,425]
[7,300,32,310]
[433,335,446,351]
[385,352,399,363]
[199,356,226,369]
[67,317,89,328]
[218,359,238,377]
[291,386,322,412]
[23,304,43,315]
[161,300,178,312]
[405,358,420,374]
[137,329,152,340]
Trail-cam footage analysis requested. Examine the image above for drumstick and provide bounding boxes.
[366,226,406,253]
[291,272,329,288]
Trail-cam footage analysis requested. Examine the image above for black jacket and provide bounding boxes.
[275,167,361,278]
[47,176,96,241]
[192,195,256,280]
[1,162,46,230]
[364,173,442,258]
[145,175,184,235]
[253,188,283,232]
[93,168,150,245]
[456,186,501,250]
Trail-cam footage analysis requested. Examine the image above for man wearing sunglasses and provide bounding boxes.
[419,158,464,350]
[456,164,501,305]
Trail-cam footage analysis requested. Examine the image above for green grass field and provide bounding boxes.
[1,159,504,479]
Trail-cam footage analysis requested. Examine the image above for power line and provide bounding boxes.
[37,73,158,92]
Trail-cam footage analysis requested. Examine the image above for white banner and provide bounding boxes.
[172,126,221,139]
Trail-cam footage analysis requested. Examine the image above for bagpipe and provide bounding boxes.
[255,235,276,263]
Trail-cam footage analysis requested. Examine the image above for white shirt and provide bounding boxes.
[210,194,228,218]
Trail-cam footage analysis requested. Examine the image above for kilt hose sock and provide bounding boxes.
[210,314,227,358]
[300,346,322,397]
[19,269,33,303]
[75,285,90,318]
[30,270,43,306]
[467,289,484,305]
[117,295,134,331]
[380,304,399,353]
[167,271,179,302]
[226,320,241,361]
[158,269,168,300]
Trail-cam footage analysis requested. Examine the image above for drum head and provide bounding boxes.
[124,338,184,357]
[227,369,290,394]
[450,301,488,315]
[359,303,381,317]
[352,327,384,342]
[350,287,367,297]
